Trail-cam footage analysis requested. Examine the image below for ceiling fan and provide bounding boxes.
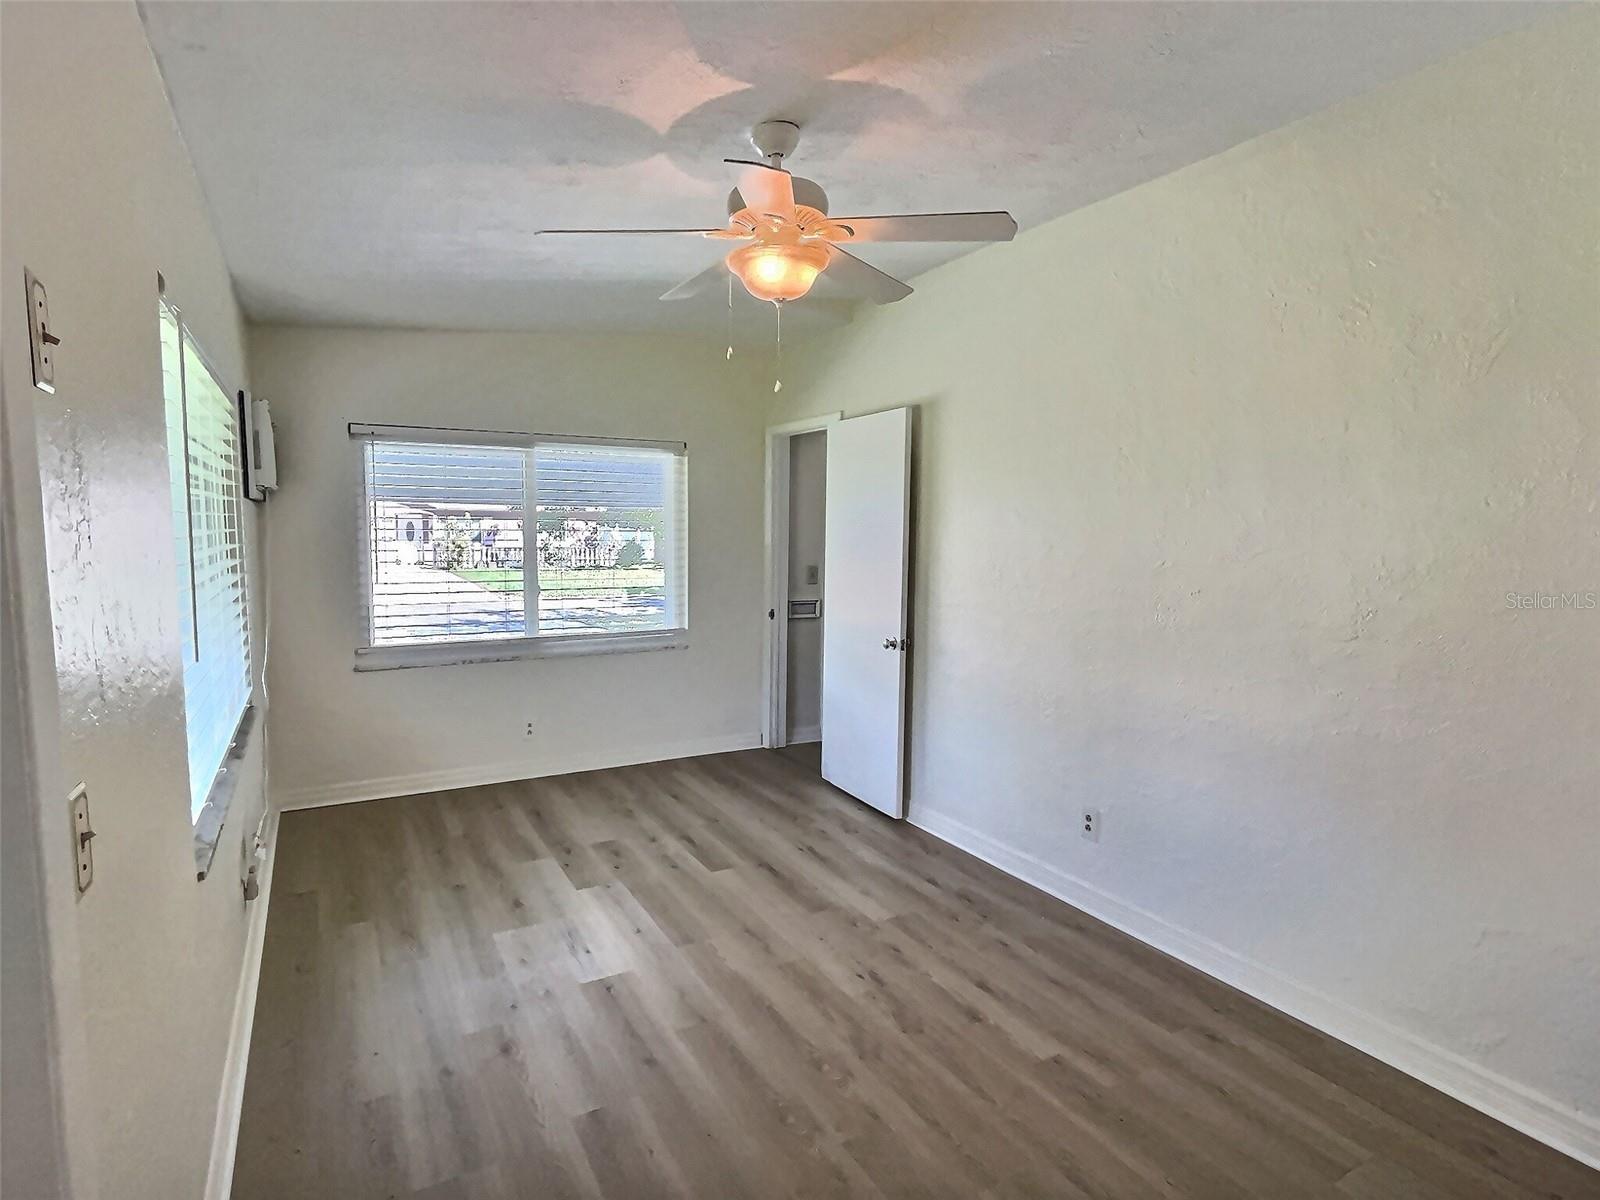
[535,120,1018,307]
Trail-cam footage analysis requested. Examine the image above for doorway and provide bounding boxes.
[761,413,838,759]
[785,429,827,748]
[762,408,914,819]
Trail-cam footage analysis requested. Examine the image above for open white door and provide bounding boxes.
[821,407,911,818]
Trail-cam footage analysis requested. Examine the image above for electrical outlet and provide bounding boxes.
[524,721,536,739]
[1080,808,1101,842]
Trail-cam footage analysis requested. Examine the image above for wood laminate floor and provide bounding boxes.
[234,750,1597,1199]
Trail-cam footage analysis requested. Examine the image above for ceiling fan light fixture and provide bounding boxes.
[725,241,830,304]
[543,123,1015,309]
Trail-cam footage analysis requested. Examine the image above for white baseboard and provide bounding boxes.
[787,724,821,745]
[275,731,762,811]
[204,806,280,1200]
[909,807,1600,1172]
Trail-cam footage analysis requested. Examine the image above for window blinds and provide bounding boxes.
[161,301,252,820]
[356,427,688,649]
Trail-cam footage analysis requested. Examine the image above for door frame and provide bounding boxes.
[761,412,840,749]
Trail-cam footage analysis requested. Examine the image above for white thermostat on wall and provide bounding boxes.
[239,390,279,501]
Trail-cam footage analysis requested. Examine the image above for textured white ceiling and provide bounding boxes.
[139,1,1549,334]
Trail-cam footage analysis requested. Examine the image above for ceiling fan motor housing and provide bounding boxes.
[727,177,828,218]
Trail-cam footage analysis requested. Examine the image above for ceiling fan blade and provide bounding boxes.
[724,159,794,219]
[821,246,913,304]
[659,261,730,302]
[827,212,1018,244]
[535,228,726,237]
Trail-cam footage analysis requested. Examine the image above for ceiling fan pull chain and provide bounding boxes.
[726,274,734,361]
[773,300,783,393]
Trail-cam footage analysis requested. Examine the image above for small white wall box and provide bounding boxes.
[239,391,278,500]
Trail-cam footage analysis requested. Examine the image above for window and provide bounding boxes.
[160,299,252,822]
[353,425,687,666]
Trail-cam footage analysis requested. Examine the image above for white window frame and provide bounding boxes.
[350,422,689,671]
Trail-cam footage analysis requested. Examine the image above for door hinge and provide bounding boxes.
[70,782,95,893]
[25,269,58,394]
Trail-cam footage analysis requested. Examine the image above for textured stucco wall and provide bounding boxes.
[775,12,1600,1140]
[250,326,769,803]
[1,3,267,1195]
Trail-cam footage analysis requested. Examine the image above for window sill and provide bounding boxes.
[193,703,259,880]
[353,630,688,672]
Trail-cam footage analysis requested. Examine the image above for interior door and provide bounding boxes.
[821,407,911,818]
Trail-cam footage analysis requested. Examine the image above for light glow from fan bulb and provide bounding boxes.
[726,241,829,304]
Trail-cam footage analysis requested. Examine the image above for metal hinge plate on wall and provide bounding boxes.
[25,268,59,394]
[70,782,95,893]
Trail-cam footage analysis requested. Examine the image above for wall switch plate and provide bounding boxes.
[805,564,819,586]
[24,269,57,394]
[69,782,94,892]
[1081,808,1101,842]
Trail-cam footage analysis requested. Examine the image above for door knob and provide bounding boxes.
[883,637,900,650]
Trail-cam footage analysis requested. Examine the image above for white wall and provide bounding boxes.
[250,326,768,805]
[1,3,268,1195]
[786,430,827,742]
[776,13,1600,1160]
